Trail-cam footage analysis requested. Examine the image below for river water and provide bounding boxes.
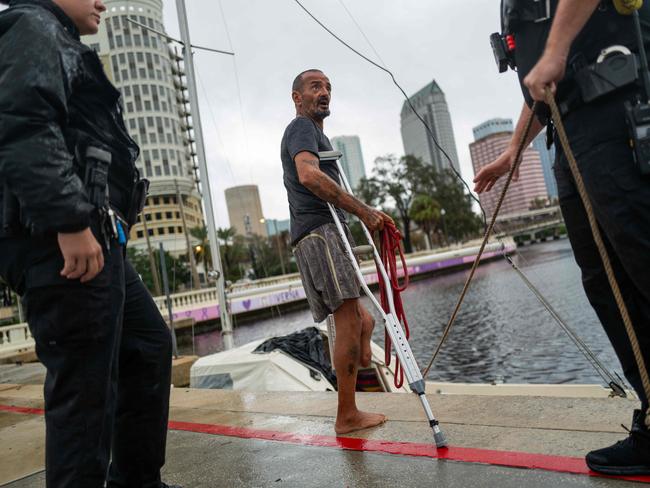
[187,238,625,386]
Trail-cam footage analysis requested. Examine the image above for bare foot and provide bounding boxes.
[360,316,375,367]
[335,410,387,435]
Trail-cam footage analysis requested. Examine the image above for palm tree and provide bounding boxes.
[216,227,238,278]
[190,225,211,274]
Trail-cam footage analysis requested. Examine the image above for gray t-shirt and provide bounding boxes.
[281,116,346,245]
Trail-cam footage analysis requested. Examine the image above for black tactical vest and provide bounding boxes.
[503,0,638,108]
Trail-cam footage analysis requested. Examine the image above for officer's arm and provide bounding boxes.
[0,15,93,235]
[524,0,601,100]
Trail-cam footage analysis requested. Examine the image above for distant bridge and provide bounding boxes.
[495,207,566,246]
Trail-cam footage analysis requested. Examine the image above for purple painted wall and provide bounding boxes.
[172,248,508,323]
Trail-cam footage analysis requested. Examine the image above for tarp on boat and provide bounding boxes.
[190,328,337,392]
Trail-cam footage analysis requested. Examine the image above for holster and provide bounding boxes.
[82,146,112,208]
[127,177,150,227]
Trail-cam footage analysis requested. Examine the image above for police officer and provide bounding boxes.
[474,0,650,475]
[0,1,180,486]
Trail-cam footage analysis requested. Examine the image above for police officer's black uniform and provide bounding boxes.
[499,0,650,475]
[0,1,173,486]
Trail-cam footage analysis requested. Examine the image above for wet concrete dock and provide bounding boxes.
[1,384,648,487]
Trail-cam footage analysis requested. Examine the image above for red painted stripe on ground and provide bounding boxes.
[3,403,649,483]
[0,404,45,416]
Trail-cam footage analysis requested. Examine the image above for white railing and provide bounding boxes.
[151,238,514,314]
[0,322,33,355]
[0,238,516,354]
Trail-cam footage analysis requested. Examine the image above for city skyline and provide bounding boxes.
[153,1,524,226]
[0,2,531,224]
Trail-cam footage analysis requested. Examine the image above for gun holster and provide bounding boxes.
[127,177,150,227]
[83,146,112,209]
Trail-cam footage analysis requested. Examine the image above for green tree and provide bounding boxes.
[409,194,441,248]
[421,169,483,242]
[127,247,191,294]
[369,154,427,252]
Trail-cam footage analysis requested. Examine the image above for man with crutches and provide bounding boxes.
[281,69,391,434]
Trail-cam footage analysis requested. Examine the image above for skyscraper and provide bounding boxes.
[400,79,460,173]
[225,185,267,237]
[470,118,548,218]
[532,130,559,200]
[85,0,205,255]
[331,135,366,190]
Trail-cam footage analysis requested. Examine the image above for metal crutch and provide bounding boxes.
[319,150,447,448]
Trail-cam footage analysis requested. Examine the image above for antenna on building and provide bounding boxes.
[128,1,236,349]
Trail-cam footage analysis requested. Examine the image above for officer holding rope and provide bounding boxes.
[474,0,650,475]
[0,1,179,486]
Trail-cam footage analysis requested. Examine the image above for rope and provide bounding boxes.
[545,87,650,417]
[377,221,410,388]
[421,102,539,378]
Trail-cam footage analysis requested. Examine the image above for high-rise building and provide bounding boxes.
[331,135,366,190]
[225,185,267,237]
[400,79,460,173]
[85,0,205,255]
[470,118,548,218]
[532,130,559,200]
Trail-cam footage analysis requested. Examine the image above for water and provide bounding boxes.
[186,238,625,386]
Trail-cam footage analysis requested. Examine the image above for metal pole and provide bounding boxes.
[159,242,179,358]
[176,0,234,349]
[175,179,201,289]
[273,220,287,275]
[141,213,162,296]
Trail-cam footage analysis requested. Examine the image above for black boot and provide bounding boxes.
[586,409,650,475]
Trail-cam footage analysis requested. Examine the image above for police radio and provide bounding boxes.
[625,10,650,175]
[490,32,516,73]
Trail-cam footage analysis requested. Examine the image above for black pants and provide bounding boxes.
[556,89,650,409]
[4,235,172,487]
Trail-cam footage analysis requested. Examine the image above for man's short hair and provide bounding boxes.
[0,1,9,5]
[292,69,323,92]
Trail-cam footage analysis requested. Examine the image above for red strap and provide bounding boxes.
[376,221,410,388]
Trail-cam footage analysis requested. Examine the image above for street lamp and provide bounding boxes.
[440,208,448,247]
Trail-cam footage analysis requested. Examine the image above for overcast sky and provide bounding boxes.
[3,1,527,228]
[158,0,527,228]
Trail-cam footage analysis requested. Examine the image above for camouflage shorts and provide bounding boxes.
[293,223,361,323]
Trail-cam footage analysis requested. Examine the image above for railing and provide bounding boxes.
[0,238,516,354]
[0,322,33,355]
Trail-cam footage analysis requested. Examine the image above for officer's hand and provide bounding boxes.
[473,148,519,194]
[524,49,568,102]
[361,207,386,233]
[57,228,105,283]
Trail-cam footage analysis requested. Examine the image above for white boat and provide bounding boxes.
[190,325,408,393]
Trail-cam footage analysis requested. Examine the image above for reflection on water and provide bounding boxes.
[184,238,623,385]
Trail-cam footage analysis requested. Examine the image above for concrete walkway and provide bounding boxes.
[1,384,648,487]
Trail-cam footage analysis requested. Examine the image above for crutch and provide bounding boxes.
[319,150,447,448]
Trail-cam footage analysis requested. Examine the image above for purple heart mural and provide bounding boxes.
[243,299,252,310]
